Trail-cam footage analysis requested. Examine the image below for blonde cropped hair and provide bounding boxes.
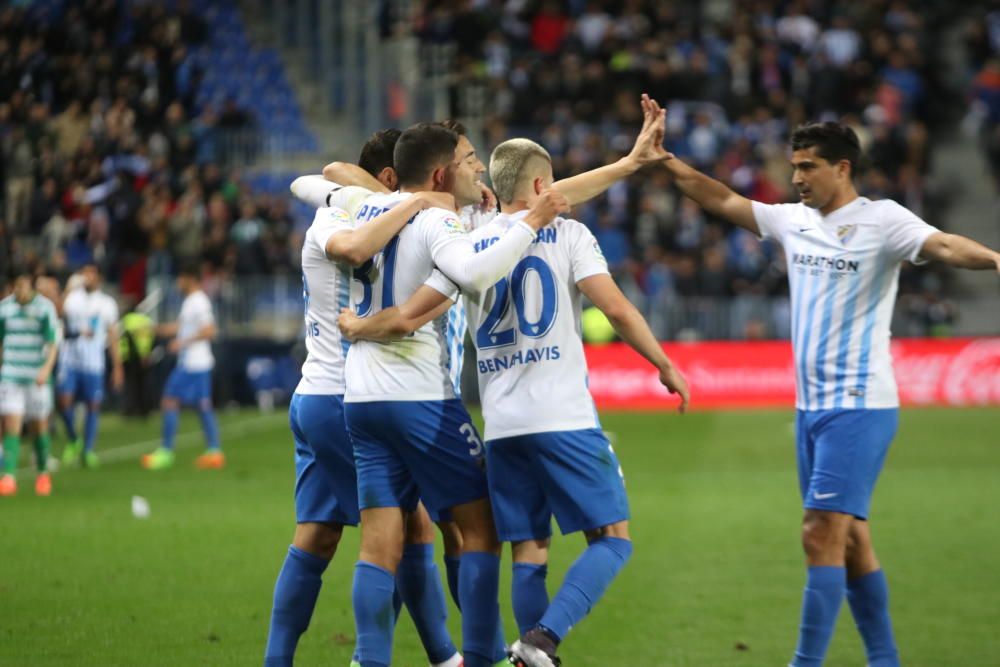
[489,138,552,204]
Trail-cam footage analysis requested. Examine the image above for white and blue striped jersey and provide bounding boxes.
[753,197,938,411]
[440,211,611,441]
[444,204,498,397]
[61,288,118,375]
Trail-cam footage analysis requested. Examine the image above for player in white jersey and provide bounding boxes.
[337,129,690,667]
[654,98,1000,667]
[141,265,223,471]
[343,123,568,667]
[57,263,123,468]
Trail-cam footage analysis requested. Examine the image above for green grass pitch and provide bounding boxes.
[3,407,998,666]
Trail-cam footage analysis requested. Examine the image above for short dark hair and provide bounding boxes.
[177,262,200,280]
[393,123,458,188]
[790,122,863,176]
[358,128,401,177]
[437,119,467,136]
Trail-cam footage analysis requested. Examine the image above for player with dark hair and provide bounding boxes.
[141,264,223,470]
[652,98,1000,666]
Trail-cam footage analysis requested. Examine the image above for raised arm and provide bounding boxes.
[578,273,689,412]
[919,232,1000,271]
[327,192,456,266]
[554,93,670,205]
[322,162,389,193]
[338,285,454,342]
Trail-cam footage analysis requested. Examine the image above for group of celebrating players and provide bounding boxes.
[266,92,999,667]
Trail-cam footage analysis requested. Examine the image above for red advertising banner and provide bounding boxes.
[583,338,1000,410]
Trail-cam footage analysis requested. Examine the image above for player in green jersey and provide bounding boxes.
[0,272,59,496]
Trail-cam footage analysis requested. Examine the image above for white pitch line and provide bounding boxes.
[13,411,287,473]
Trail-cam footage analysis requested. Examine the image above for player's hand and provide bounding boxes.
[477,182,497,213]
[417,191,457,211]
[524,189,570,230]
[112,365,124,390]
[659,363,690,414]
[167,338,182,354]
[337,307,362,340]
[35,369,50,386]
[625,94,670,168]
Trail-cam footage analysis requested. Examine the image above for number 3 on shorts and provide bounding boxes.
[459,422,483,457]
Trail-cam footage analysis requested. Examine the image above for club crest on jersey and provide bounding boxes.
[327,208,351,225]
[442,216,465,236]
[837,224,858,244]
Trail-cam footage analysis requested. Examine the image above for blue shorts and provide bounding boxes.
[486,428,630,542]
[345,399,488,515]
[289,393,359,526]
[796,408,898,520]
[163,368,213,407]
[57,368,104,404]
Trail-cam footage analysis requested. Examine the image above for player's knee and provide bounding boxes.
[584,521,630,543]
[801,512,847,558]
[293,522,343,560]
[161,397,179,411]
[404,505,437,545]
[437,520,463,557]
[512,538,550,565]
[452,500,501,554]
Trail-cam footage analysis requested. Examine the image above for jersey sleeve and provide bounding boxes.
[329,185,374,219]
[424,269,460,301]
[751,201,796,244]
[311,207,354,256]
[42,301,58,343]
[567,220,611,283]
[880,200,939,264]
[424,209,536,293]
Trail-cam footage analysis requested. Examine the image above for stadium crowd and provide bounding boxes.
[0,0,987,339]
[413,0,967,331]
[0,1,294,308]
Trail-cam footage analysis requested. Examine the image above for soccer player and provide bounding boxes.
[654,105,1000,666]
[343,122,569,667]
[58,262,123,468]
[141,265,223,470]
[265,185,468,667]
[337,132,690,667]
[0,272,59,496]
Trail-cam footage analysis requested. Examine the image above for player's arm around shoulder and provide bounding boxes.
[338,283,455,343]
[325,193,456,267]
[577,271,690,413]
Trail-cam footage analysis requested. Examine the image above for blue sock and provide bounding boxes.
[847,570,899,667]
[264,546,329,666]
[792,566,847,667]
[396,544,457,664]
[512,563,549,635]
[83,408,99,452]
[538,537,632,642]
[60,405,78,441]
[444,555,461,609]
[198,406,220,450]
[162,409,179,450]
[458,551,504,667]
[353,561,395,667]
